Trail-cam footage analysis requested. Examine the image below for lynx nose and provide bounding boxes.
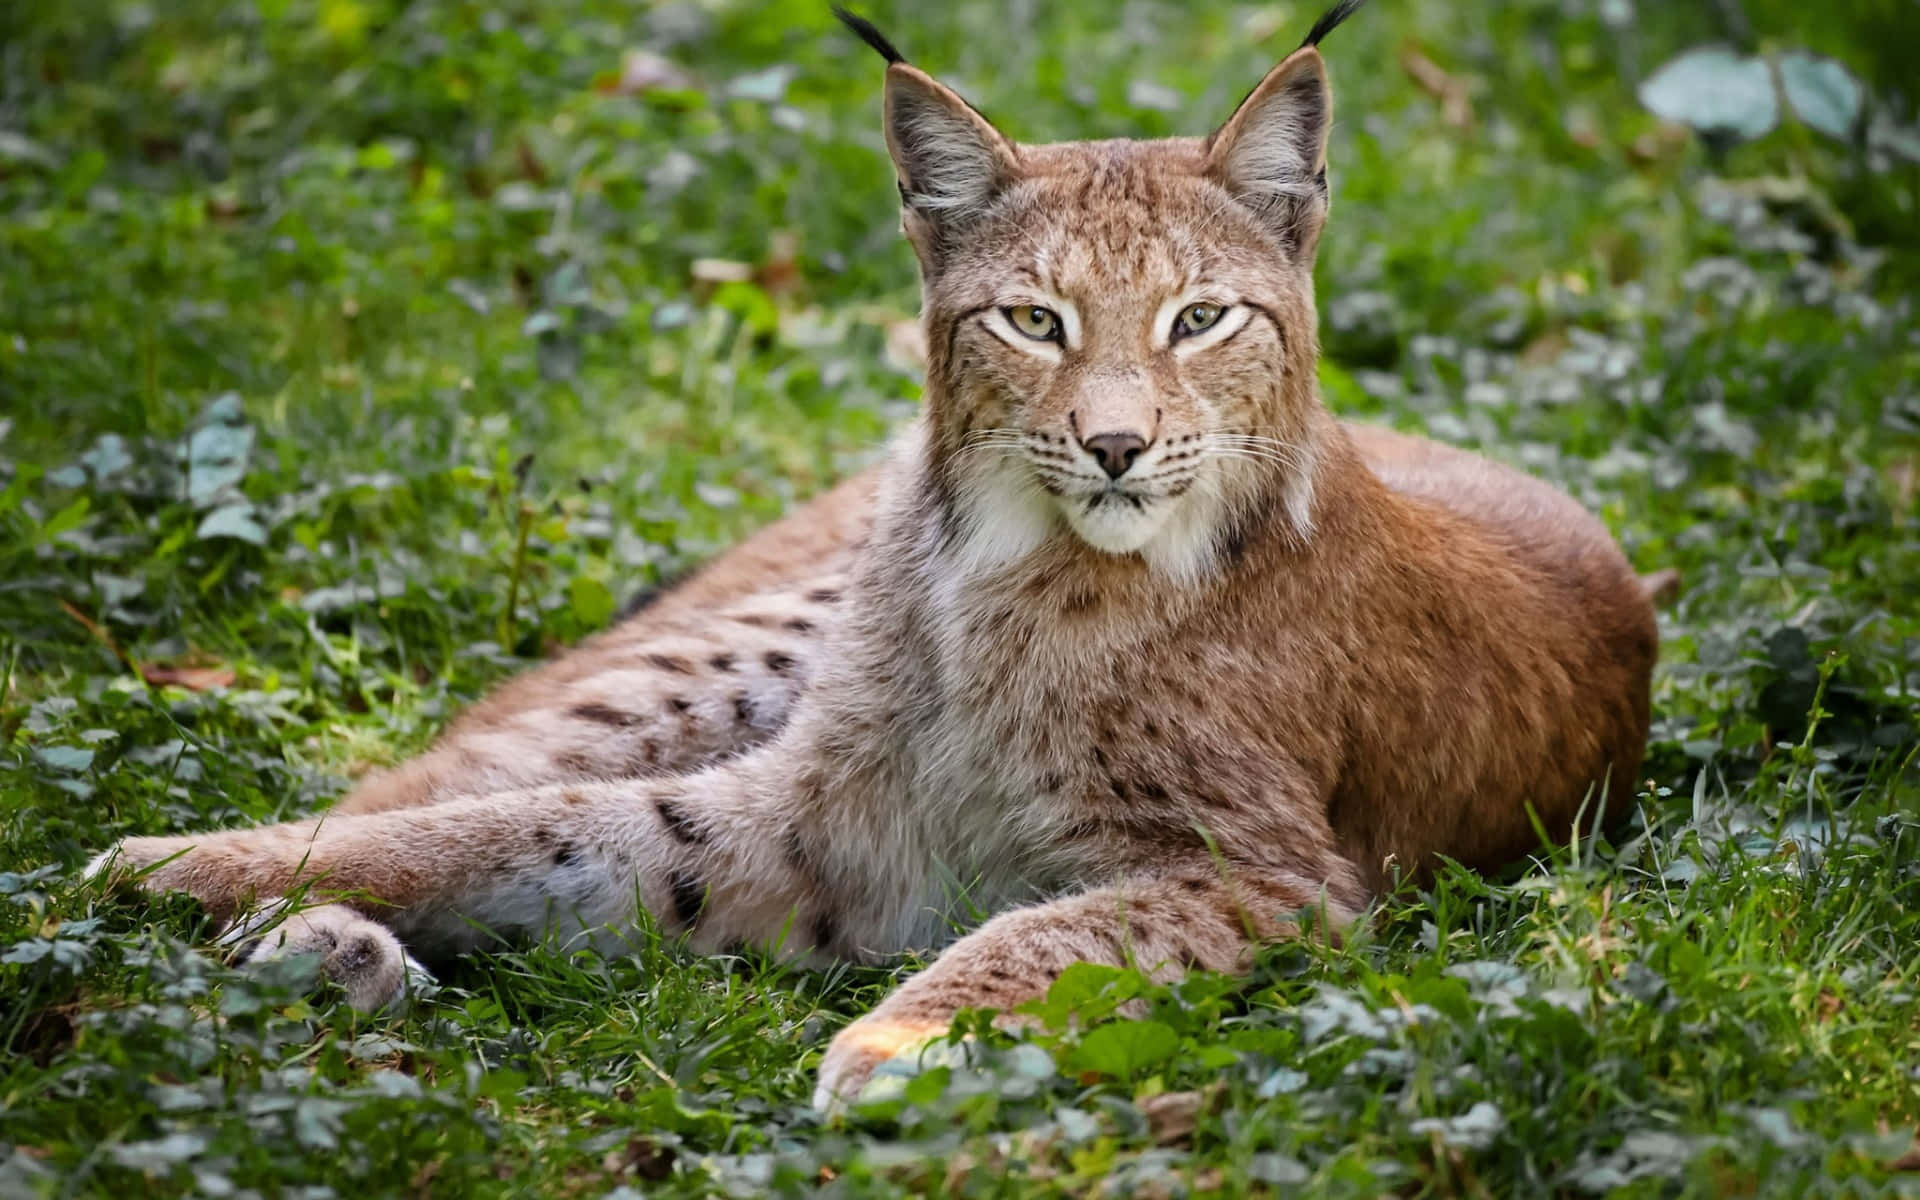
[1081,432,1148,480]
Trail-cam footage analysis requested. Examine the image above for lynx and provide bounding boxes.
[92,1,1662,1107]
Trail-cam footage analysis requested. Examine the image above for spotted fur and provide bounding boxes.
[89,4,1658,1109]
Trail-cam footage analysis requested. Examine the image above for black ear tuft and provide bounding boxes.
[1300,0,1368,48]
[833,7,907,65]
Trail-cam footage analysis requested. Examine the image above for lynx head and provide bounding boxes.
[841,2,1362,583]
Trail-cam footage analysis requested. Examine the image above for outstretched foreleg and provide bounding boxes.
[93,752,871,966]
[814,855,1367,1107]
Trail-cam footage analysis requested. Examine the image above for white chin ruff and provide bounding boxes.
[1060,494,1176,555]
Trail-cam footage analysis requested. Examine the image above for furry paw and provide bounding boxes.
[86,836,188,884]
[812,1015,950,1112]
[219,901,431,1013]
[87,831,299,917]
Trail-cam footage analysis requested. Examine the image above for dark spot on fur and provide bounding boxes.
[1138,780,1170,802]
[1218,514,1255,569]
[532,828,554,846]
[811,910,839,954]
[639,739,660,767]
[732,693,754,724]
[1109,778,1128,800]
[571,701,633,727]
[1180,877,1209,895]
[553,843,580,867]
[669,870,706,929]
[734,613,776,629]
[781,826,818,881]
[666,696,692,714]
[647,653,694,675]
[555,750,598,774]
[709,652,736,672]
[1040,771,1066,793]
[1142,718,1160,738]
[656,798,706,844]
[783,618,815,634]
[562,790,587,806]
[764,650,795,674]
[1092,745,1110,770]
[806,588,842,605]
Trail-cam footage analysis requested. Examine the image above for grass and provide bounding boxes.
[2,0,1917,1194]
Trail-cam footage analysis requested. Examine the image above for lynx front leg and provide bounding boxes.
[814,858,1367,1108]
[95,754,867,962]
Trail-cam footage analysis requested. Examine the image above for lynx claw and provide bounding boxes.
[220,901,430,1012]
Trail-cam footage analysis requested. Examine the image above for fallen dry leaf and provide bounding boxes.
[1885,456,1917,511]
[1891,1131,1920,1172]
[1400,44,1473,129]
[1627,122,1692,165]
[691,232,803,297]
[138,663,237,691]
[756,229,802,298]
[690,258,755,284]
[599,49,695,97]
[1139,1087,1220,1146]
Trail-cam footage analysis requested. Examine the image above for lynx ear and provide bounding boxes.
[882,65,1019,247]
[1205,47,1333,259]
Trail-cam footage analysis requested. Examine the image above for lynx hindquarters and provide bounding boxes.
[91,2,1660,1107]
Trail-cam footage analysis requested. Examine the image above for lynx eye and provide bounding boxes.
[1173,302,1225,339]
[1003,305,1062,343]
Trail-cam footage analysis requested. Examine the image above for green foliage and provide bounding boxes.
[1,0,1917,1195]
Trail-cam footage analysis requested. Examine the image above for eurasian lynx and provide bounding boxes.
[92,2,1661,1107]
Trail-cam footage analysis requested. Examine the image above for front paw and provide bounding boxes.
[221,901,433,1013]
[88,836,198,886]
[87,834,278,917]
[812,1015,951,1112]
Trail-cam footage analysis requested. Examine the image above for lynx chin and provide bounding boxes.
[89,0,1666,1109]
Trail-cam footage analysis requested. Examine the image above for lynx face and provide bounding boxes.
[879,41,1338,579]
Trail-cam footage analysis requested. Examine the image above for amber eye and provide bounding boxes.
[1004,305,1062,342]
[1173,302,1225,339]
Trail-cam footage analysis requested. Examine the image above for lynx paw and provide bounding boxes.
[87,833,292,916]
[219,901,431,1013]
[812,1015,950,1111]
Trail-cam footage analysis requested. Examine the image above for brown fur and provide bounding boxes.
[90,10,1658,1108]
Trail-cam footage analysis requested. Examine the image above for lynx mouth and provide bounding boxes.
[1083,489,1149,513]
[1059,482,1177,554]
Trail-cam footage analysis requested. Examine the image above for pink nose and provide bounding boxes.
[1081,432,1148,479]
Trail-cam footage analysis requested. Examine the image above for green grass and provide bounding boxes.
[3,0,1918,1194]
